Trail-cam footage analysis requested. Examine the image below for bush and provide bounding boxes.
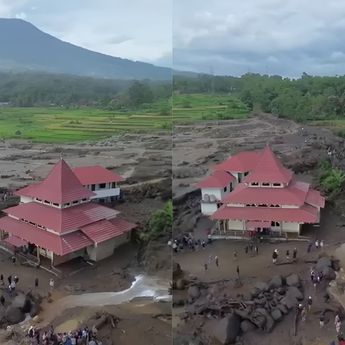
[139,201,172,243]
[319,160,345,194]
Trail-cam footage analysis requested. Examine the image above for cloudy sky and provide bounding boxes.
[174,0,345,77]
[0,0,171,67]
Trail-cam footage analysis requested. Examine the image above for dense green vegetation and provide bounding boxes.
[0,103,171,143]
[0,72,171,109]
[173,93,249,122]
[139,201,172,243]
[318,160,345,195]
[174,73,345,127]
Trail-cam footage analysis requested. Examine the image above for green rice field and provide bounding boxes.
[173,93,250,123]
[0,103,171,143]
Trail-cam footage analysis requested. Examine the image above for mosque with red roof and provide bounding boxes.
[196,146,325,238]
[0,159,136,265]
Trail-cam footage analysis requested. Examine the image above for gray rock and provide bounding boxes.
[277,304,288,315]
[10,293,26,310]
[250,309,267,329]
[212,314,241,344]
[269,275,283,289]
[254,282,269,292]
[286,274,300,287]
[316,257,332,271]
[265,314,275,333]
[187,286,200,300]
[321,266,336,280]
[271,309,283,321]
[5,307,25,324]
[240,320,256,333]
[286,286,304,301]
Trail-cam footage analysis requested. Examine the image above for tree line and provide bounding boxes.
[173,73,345,122]
[0,72,171,109]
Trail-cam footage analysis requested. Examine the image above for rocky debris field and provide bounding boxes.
[173,255,342,345]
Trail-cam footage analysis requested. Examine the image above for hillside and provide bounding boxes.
[0,18,171,80]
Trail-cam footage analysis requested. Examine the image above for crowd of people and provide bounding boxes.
[169,233,213,253]
[26,325,103,345]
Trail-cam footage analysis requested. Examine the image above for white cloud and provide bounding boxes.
[173,0,345,76]
[15,11,27,19]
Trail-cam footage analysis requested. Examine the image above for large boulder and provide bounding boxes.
[254,282,269,293]
[321,266,336,280]
[5,307,25,325]
[212,314,241,344]
[277,304,288,315]
[10,293,26,310]
[286,286,304,301]
[271,309,283,322]
[187,286,200,300]
[240,320,256,333]
[280,286,303,310]
[316,257,332,271]
[286,274,300,287]
[269,275,283,289]
[250,309,267,329]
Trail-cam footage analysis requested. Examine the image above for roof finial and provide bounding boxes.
[60,151,63,160]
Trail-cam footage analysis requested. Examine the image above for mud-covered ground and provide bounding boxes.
[172,114,345,345]
[0,132,172,344]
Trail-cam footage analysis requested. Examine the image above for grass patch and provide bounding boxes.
[173,93,249,123]
[0,103,171,143]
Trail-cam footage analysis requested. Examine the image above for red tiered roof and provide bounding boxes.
[16,159,95,204]
[212,204,318,223]
[0,216,93,256]
[223,180,310,206]
[213,151,260,173]
[73,166,124,185]
[196,171,235,189]
[4,202,119,234]
[243,146,292,184]
[80,218,136,244]
[305,189,325,208]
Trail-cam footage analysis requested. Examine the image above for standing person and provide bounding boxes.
[208,254,213,265]
[215,256,219,267]
[236,265,240,279]
[11,256,16,264]
[293,248,297,260]
[0,295,4,306]
[319,313,325,328]
[315,240,320,250]
[0,274,3,286]
[14,275,18,284]
[320,240,324,250]
[307,296,313,311]
[49,278,55,291]
[35,277,39,288]
[301,307,307,322]
[255,246,259,255]
[233,250,238,261]
[204,263,208,271]
[201,240,206,249]
[7,275,11,285]
[307,241,313,253]
[249,242,253,253]
[245,246,248,255]
[272,250,278,264]
[286,250,290,260]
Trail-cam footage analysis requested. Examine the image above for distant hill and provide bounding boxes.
[0,18,171,80]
